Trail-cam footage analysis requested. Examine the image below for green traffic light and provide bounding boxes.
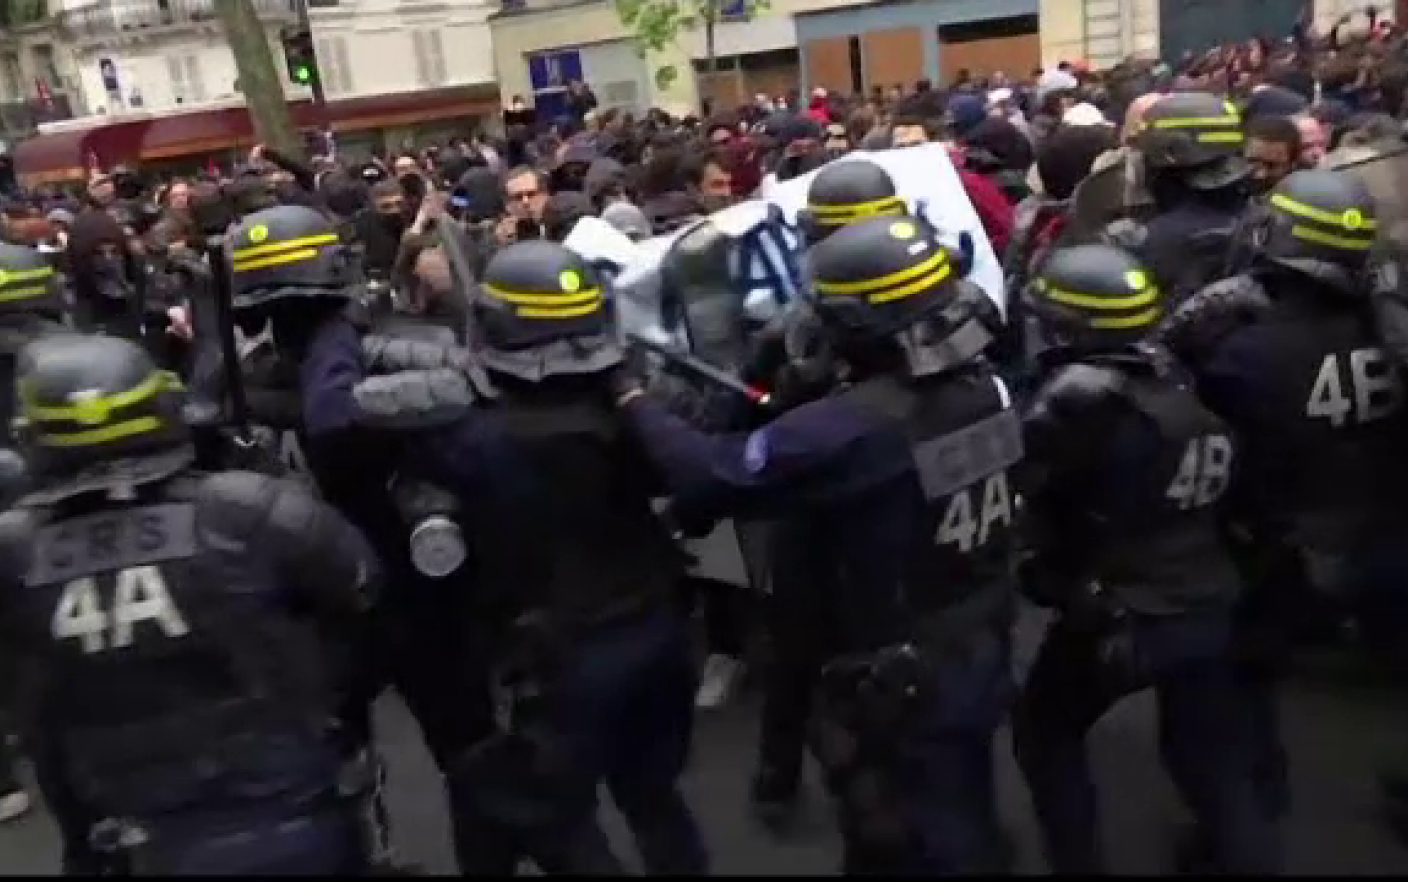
[294,65,312,83]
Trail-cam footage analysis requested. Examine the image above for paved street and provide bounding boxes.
[3,525,1408,874]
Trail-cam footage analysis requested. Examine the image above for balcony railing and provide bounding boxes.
[60,0,296,39]
[0,93,73,134]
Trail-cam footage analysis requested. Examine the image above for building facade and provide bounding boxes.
[0,0,82,148]
[15,0,501,180]
[495,0,1387,120]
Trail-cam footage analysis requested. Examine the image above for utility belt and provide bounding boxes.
[61,702,338,820]
[86,750,376,876]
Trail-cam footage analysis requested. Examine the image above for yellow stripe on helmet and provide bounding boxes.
[232,249,319,273]
[1150,114,1240,129]
[0,266,54,287]
[808,197,906,224]
[0,284,53,303]
[1290,224,1375,252]
[864,265,953,304]
[37,416,164,449]
[1042,283,1159,312]
[230,233,339,261]
[1271,193,1377,232]
[813,250,949,297]
[21,371,171,425]
[1089,306,1163,329]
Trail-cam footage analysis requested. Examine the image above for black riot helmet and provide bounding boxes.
[14,333,191,504]
[228,204,357,310]
[474,240,621,381]
[1259,168,1377,291]
[800,158,905,244]
[1026,243,1163,352]
[808,215,994,377]
[1137,92,1249,191]
[0,240,62,319]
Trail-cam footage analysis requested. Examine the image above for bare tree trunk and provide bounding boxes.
[217,0,301,159]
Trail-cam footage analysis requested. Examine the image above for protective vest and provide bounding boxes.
[485,391,683,630]
[1051,360,1241,613]
[0,474,345,820]
[1207,286,1408,552]
[836,365,1020,643]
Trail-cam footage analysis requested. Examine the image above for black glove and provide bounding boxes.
[609,347,651,406]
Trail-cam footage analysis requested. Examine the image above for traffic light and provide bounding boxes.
[281,26,318,88]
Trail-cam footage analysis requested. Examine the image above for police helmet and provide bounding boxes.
[1260,169,1376,289]
[1137,92,1249,191]
[228,204,356,309]
[1026,244,1163,351]
[474,240,621,381]
[14,334,191,505]
[0,241,62,319]
[801,159,905,244]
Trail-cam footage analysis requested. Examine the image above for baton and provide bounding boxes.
[204,237,252,440]
[626,332,772,408]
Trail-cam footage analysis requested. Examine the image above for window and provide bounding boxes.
[167,55,205,104]
[412,30,446,87]
[0,53,21,101]
[31,44,59,87]
[601,80,638,109]
[718,0,751,23]
[316,35,353,95]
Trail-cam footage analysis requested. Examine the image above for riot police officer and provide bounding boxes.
[1013,243,1277,874]
[226,203,499,872]
[298,239,704,874]
[0,333,379,874]
[0,239,68,826]
[1162,168,1408,849]
[614,215,1017,874]
[750,156,935,833]
[1128,92,1251,308]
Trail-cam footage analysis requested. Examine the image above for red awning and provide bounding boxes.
[15,116,153,181]
[13,127,94,180]
[140,106,267,159]
[17,83,500,179]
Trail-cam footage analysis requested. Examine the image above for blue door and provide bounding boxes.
[528,49,583,123]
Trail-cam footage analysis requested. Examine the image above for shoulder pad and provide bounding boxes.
[362,335,463,373]
[1157,273,1270,362]
[352,368,478,429]
[1033,363,1126,416]
[361,335,497,400]
[194,469,330,541]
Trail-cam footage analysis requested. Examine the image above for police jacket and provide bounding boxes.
[622,363,1020,654]
[0,467,379,821]
[304,314,679,629]
[1164,270,1408,554]
[1020,346,1241,615]
[1138,200,1243,311]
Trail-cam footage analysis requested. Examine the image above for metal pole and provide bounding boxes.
[291,0,329,153]
[292,0,327,108]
